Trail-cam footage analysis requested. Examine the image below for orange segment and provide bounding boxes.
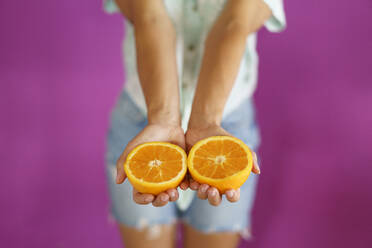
[124,142,187,195]
[188,136,253,193]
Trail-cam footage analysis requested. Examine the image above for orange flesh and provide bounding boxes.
[192,140,248,179]
[128,145,183,182]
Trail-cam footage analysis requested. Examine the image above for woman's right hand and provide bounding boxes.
[185,123,261,206]
[116,123,186,207]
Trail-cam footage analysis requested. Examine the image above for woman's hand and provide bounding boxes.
[184,123,260,206]
[116,123,186,207]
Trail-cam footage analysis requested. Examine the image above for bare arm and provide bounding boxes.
[115,0,180,125]
[115,0,184,207]
[186,0,271,206]
[188,0,272,128]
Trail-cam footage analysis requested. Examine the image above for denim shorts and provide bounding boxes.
[105,91,261,238]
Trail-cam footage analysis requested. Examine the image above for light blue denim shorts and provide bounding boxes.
[105,91,261,238]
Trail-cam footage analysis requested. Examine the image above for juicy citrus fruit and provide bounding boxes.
[188,136,253,193]
[124,142,187,195]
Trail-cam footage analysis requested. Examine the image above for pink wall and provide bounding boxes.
[1,0,371,247]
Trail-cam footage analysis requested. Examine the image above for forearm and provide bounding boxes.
[116,0,180,126]
[188,0,271,128]
[134,17,180,126]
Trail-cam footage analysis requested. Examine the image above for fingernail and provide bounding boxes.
[170,191,175,198]
[145,196,153,202]
[201,185,207,193]
[226,191,234,198]
[257,166,261,174]
[161,195,168,201]
[210,190,217,196]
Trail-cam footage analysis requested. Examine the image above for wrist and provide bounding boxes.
[148,107,181,127]
[188,97,225,129]
[188,111,222,130]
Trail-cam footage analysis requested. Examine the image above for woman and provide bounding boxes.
[104,0,285,247]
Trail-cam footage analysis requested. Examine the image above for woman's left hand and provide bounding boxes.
[183,124,260,206]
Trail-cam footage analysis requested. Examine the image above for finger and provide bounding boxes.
[251,152,261,174]
[116,156,127,184]
[116,139,141,184]
[207,187,222,206]
[197,184,209,200]
[180,181,189,190]
[166,189,179,202]
[180,174,189,190]
[152,193,169,207]
[189,178,200,190]
[225,188,240,203]
[132,189,154,205]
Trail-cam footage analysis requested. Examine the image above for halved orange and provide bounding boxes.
[188,136,253,193]
[124,142,187,195]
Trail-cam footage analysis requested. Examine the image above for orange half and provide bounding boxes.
[187,136,253,193]
[124,142,187,195]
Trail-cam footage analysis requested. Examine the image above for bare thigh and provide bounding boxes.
[183,223,240,248]
[118,223,177,248]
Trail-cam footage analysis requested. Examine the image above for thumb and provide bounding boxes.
[251,152,261,174]
[116,149,128,184]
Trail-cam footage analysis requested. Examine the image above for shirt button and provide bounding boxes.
[188,44,195,52]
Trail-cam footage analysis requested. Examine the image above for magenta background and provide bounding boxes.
[1,0,372,247]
